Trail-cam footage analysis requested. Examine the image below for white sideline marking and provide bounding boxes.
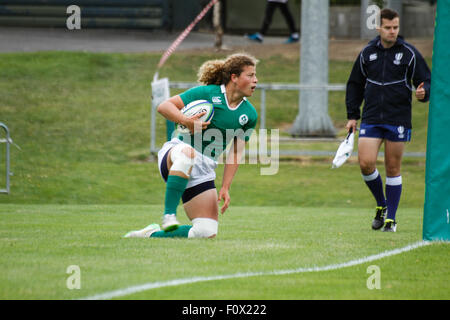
[80,240,431,300]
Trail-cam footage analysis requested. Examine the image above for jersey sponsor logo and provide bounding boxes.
[394,52,403,65]
[212,96,222,104]
[369,53,377,61]
[239,114,249,126]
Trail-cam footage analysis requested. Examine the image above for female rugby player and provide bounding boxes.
[125,53,258,238]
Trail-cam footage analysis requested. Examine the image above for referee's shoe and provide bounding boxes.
[383,219,397,232]
[372,206,387,230]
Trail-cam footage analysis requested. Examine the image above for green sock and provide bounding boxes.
[151,225,192,238]
[164,175,189,215]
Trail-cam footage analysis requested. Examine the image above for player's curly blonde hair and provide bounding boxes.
[197,53,258,85]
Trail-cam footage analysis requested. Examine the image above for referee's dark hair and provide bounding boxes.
[380,8,400,24]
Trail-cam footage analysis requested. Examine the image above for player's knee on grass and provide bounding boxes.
[188,218,218,238]
[169,144,195,177]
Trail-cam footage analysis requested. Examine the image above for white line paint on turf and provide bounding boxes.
[80,240,431,300]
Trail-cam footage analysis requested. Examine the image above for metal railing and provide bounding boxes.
[168,82,346,129]
[0,122,11,194]
[150,81,346,155]
[150,82,425,158]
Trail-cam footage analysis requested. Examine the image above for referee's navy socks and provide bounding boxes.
[385,176,402,221]
[362,169,387,208]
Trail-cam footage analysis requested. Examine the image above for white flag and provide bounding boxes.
[332,131,355,169]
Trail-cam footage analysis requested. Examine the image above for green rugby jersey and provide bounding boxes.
[178,84,258,161]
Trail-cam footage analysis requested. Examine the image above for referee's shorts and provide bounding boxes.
[359,123,411,142]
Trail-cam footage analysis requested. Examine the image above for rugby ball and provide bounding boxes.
[177,100,214,133]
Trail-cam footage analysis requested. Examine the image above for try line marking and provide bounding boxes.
[80,240,431,300]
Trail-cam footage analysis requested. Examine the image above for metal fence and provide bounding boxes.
[150,81,426,158]
[0,122,11,194]
[168,81,346,129]
[150,81,346,155]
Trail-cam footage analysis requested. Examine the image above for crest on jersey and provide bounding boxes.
[394,53,403,65]
[239,114,249,126]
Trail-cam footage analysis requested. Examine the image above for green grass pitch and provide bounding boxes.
[0,51,448,300]
[0,204,448,300]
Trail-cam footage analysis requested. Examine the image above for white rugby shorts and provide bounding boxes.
[157,138,217,189]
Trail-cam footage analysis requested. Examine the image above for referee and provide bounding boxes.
[345,8,431,232]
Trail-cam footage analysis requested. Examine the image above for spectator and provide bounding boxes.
[247,0,299,44]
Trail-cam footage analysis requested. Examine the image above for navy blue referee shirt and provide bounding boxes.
[346,35,431,129]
